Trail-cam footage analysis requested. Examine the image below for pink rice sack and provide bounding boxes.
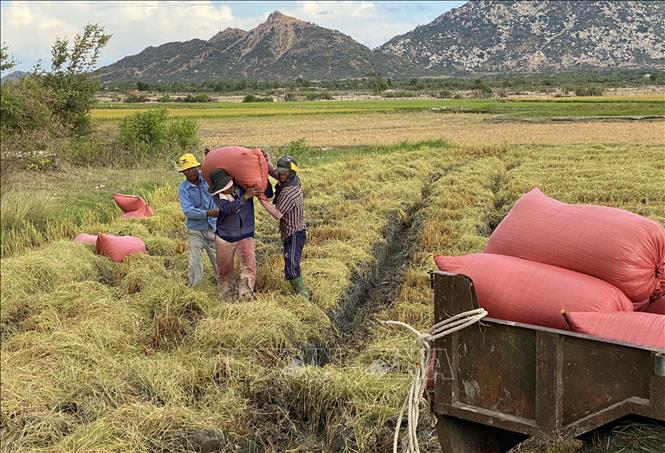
[120,204,154,219]
[202,146,268,197]
[73,233,98,245]
[485,188,665,306]
[96,233,146,263]
[564,311,665,350]
[433,253,633,331]
[113,193,147,212]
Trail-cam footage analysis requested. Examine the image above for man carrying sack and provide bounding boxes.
[208,168,263,301]
[177,153,219,287]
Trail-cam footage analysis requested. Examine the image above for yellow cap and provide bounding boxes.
[177,153,201,172]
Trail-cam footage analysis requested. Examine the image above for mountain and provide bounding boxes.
[98,12,410,84]
[379,0,665,73]
[1,70,28,83]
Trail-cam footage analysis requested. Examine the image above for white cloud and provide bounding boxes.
[1,1,243,70]
[282,1,423,48]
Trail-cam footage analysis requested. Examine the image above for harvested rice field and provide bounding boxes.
[2,98,664,452]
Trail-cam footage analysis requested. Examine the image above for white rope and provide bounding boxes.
[383,308,487,453]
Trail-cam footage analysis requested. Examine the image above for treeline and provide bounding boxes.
[108,69,665,95]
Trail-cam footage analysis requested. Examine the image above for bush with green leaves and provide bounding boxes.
[574,86,604,96]
[242,94,272,103]
[116,108,199,164]
[167,117,199,152]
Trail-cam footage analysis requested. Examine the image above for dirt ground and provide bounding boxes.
[193,112,665,148]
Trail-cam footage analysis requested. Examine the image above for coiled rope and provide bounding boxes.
[383,308,488,453]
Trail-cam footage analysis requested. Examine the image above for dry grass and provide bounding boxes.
[93,112,665,150]
[1,142,463,451]
[2,114,663,451]
[196,113,665,148]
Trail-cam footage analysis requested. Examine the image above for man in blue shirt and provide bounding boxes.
[177,153,219,287]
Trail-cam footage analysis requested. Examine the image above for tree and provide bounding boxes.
[368,73,388,94]
[40,24,111,135]
[1,43,17,72]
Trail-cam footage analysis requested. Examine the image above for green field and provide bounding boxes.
[2,99,665,452]
[91,96,665,120]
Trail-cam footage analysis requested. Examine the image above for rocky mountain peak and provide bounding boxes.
[264,11,306,27]
[209,27,247,44]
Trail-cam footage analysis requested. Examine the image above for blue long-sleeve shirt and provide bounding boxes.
[178,172,217,231]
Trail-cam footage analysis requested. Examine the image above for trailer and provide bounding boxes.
[428,271,665,452]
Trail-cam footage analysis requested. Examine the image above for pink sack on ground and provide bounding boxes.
[74,233,98,245]
[202,146,268,196]
[113,193,148,213]
[433,253,633,331]
[564,311,665,350]
[121,204,154,219]
[96,233,146,263]
[485,188,665,306]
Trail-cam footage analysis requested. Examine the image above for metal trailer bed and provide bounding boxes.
[428,271,665,453]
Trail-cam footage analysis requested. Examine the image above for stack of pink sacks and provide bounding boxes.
[434,188,665,350]
[113,193,154,218]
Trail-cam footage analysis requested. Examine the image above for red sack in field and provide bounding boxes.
[74,233,98,245]
[120,204,154,219]
[96,233,146,263]
[564,311,665,350]
[433,253,633,331]
[113,193,148,212]
[202,146,268,197]
[485,188,665,306]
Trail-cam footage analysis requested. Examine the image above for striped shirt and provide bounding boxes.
[275,185,305,240]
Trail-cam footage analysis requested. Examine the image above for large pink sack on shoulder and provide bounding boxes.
[433,253,633,331]
[96,233,146,263]
[202,146,268,195]
[485,188,665,305]
[565,312,665,350]
[113,193,147,213]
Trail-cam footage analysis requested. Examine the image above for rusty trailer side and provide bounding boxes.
[429,271,665,453]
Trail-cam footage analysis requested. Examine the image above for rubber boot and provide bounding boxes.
[288,276,310,301]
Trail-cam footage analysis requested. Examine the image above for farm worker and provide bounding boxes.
[177,153,219,287]
[260,155,309,300]
[208,168,267,302]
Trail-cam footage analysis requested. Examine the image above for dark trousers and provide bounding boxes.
[283,230,306,280]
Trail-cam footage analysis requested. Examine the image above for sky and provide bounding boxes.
[1,1,466,73]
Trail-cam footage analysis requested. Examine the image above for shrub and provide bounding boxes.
[167,118,199,153]
[242,94,272,103]
[115,108,199,163]
[574,86,603,96]
[158,95,171,102]
[184,93,211,103]
[118,108,168,150]
[125,94,149,103]
[305,92,333,101]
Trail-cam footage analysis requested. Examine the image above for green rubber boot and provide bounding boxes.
[288,276,310,300]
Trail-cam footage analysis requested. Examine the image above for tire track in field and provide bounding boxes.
[322,165,456,364]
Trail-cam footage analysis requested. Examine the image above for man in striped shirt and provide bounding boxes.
[260,155,309,300]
